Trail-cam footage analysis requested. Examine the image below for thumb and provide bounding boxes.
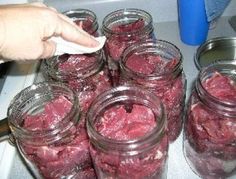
[55,16,99,48]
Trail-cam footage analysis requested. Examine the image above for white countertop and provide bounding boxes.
[0,17,235,179]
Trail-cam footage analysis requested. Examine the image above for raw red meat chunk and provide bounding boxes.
[104,19,153,86]
[112,19,145,33]
[74,18,98,36]
[90,104,168,179]
[74,18,93,31]
[126,53,179,75]
[57,54,111,112]
[105,19,149,61]
[96,104,156,140]
[185,72,236,178]
[203,72,236,102]
[58,54,97,73]
[122,53,186,141]
[184,141,235,179]
[22,96,96,179]
[23,95,72,130]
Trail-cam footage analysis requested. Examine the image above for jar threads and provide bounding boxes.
[120,39,186,142]
[87,85,168,179]
[184,62,236,178]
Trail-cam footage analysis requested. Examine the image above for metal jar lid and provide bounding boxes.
[195,37,236,70]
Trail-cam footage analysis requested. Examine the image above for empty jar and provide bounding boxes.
[102,8,155,86]
[184,62,236,178]
[64,8,99,36]
[86,85,168,179]
[7,82,96,179]
[120,39,186,142]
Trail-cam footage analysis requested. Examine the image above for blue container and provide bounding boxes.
[178,0,209,45]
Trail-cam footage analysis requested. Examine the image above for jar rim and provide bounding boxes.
[63,8,98,35]
[63,8,97,18]
[44,51,104,81]
[7,82,80,142]
[86,85,166,155]
[120,39,183,81]
[196,62,236,117]
[102,8,153,36]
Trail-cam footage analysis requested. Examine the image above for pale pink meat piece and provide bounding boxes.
[185,72,236,178]
[91,104,168,178]
[22,96,96,179]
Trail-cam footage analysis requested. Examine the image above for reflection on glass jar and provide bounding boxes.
[64,9,99,36]
[43,51,112,114]
[87,85,168,179]
[7,82,96,179]
[102,8,155,86]
[184,62,236,178]
[120,39,186,142]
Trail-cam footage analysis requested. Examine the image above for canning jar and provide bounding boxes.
[184,62,236,178]
[120,39,186,142]
[64,9,99,36]
[87,85,168,179]
[102,8,155,86]
[7,82,96,179]
[43,51,112,113]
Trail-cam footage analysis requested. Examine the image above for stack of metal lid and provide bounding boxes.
[195,37,236,70]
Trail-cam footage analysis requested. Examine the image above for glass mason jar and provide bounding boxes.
[43,51,112,114]
[86,85,169,179]
[184,62,236,178]
[102,8,155,86]
[7,82,96,179]
[64,8,99,36]
[120,39,186,142]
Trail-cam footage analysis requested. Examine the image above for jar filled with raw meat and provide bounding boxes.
[87,85,169,179]
[120,39,186,142]
[64,9,99,36]
[184,62,236,178]
[7,82,96,179]
[102,8,155,86]
[43,51,112,114]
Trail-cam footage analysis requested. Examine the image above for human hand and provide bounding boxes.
[0,3,99,61]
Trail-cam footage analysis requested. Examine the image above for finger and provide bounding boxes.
[40,40,56,59]
[58,13,79,28]
[55,17,99,47]
[29,2,47,8]
[58,13,91,36]
[48,6,58,12]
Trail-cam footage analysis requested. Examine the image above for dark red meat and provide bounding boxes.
[74,18,97,36]
[105,19,148,61]
[58,54,97,73]
[22,96,95,179]
[123,53,185,141]
[90,104,168,178]
[111,19,145,33]
[185,72,236,178]
[184,141,234,179]
[126,54,178,75]
[95,104,156,140]
[74,19,93,30]
[186,72,236,153]
[24,95,72,130]
[105,39,127,61]
[57,54,111,112]
[104,19,152,86]
[203,72,236,102]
